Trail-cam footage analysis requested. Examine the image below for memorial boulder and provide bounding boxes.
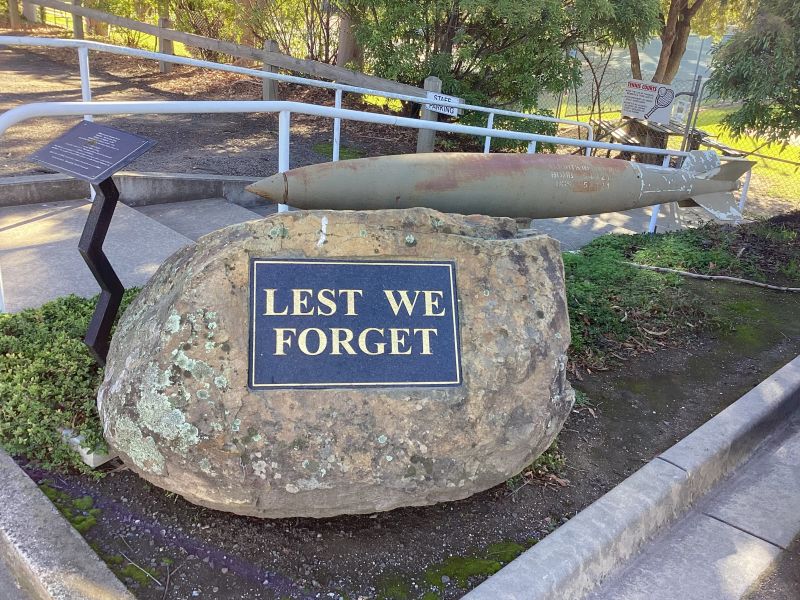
[98,208,574,518]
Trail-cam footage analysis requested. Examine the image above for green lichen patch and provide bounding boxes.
[423,556,502,588]
[38,482,100,535]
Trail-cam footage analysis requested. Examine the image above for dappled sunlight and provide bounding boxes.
[716,532,779,598]
[0,203,86,249]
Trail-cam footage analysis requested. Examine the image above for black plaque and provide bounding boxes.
[249,258,462,390]
[30,120,154,183]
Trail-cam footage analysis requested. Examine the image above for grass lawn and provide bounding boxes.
[694,107,800,201]
[41,9,192,57]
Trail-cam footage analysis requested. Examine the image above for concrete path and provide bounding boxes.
[135,197,263,241]
[0,199,193,312]
[0,196,270,312]
[588,409,800,600]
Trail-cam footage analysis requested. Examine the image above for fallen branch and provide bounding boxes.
[624,263,800,292]
[120,551,163,587]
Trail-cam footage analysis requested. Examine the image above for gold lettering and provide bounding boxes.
[422,291,446,317]
[383,290,420,316]
[274,328,296,355]
[339,289,363,316]
[389,328,412,355]
[358,328,385,355]
[291,289,314,316]
[298,328,327,355]
[413,328,438,355]
[331,328,356,355]
[317,288,337,316]
[263,289,288,316]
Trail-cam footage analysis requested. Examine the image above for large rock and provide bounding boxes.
[98,208,573,518]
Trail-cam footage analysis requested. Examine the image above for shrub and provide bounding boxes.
[0,291,137,473]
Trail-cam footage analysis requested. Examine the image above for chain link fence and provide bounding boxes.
[549,47,800,214]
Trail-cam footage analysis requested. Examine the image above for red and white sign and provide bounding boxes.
[621,79,676,124]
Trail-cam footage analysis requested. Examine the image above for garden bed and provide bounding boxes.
[2,216,800,599]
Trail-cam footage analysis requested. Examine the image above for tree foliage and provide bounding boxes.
[237,0,337,63]
[708,0,800,142]
[346,0,662,110]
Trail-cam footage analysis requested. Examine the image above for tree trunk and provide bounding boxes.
[629,40,642,80]
[652,0,686,83]
[652,0,707,84]
[336,10,362,69]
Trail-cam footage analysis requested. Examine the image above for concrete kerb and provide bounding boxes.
[0,451,135,600]
[0,172,261,207]
[464,354,800,600]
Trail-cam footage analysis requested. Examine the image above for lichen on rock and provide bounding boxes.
[98,208,573,518]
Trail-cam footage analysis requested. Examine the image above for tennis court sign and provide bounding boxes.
[621,80,676,124]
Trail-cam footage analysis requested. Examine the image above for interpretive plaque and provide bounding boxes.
[30,121,155,183]
[249,258,461,389]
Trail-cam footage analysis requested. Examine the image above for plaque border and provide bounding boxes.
[248,258,462,389]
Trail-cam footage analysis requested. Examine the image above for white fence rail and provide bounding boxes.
[0,99,751,217]
[0,36,595,159]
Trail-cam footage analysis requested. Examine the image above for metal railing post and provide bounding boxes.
[77,43,95,200]
[277,110,290,213]
[483,112,494,153]
[527,141,537,154]
[333,88,342,162]
[648,155,673,233]
[738,169,752,215]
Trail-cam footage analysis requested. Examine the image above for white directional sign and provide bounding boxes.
[621,79,676,124]
[425,92,463,117]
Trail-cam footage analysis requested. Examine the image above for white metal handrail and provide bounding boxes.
[0,99,752,228]
[0,36,595,159]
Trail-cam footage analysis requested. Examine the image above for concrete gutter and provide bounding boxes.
[0,451,135,600]
[464,354,800,600]
[0,172,261,208]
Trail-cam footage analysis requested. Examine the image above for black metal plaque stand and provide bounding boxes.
[78,178,124,365]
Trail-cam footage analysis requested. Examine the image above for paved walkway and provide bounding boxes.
[588,409,800,600]
[0,190,689,312]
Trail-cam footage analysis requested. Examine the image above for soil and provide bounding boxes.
[0,22,417,180]
[19,280,800,600]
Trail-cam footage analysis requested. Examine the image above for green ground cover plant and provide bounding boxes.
[0,290,137,473]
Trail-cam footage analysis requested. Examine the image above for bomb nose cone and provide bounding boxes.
[247,172,286,204]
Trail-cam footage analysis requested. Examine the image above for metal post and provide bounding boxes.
[738,169,752,214]
[277,110,290,213]
[79,177,124,365]
[333,88,342,162]
[680,76,703,153]
[483,112,494,153]
[648,155,673,233]
[527,141,537,154]
[416,75,441,153]
[157,17,174,74]
[71,0,83,39]
[262,40,279,101]
[8,0,21,28]
[77,45,95,200]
